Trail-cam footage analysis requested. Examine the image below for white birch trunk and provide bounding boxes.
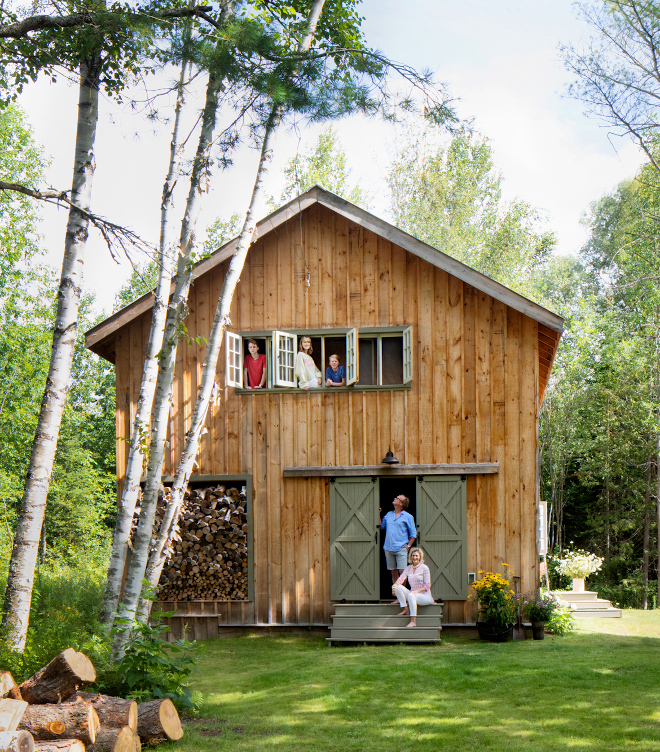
[100,55,190,627]
[1,60,100,651]
[113,5,236,649]
[137,0,327,616]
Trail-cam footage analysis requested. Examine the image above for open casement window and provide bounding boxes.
[402,326,413,384]
[345,327,358,386]
[226,331,243,388]
[272,330,297,387]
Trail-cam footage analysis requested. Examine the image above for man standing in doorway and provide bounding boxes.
[380,495,416,587]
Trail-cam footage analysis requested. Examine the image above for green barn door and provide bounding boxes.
[330,477,379,601]
[416,476,467,600]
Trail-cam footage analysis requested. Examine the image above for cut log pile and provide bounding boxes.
[0,650,184,752]
[143,484,249,601]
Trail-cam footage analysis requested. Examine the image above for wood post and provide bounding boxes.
[87,726,140,752]
[18,702,99,745]
[0,731,34,752]
[137,699,182,744]
[65,695,137,732]
[0,700,28,733]
[19,650,96,705]
[33,742,84,752]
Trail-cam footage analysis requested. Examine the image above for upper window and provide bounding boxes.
[226,327,412,390]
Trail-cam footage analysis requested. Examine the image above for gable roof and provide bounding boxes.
[85,185,563,393]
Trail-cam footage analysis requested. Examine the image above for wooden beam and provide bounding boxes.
[282,463,499,477]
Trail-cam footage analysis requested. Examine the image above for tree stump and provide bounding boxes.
[0,700,28,733]
[33,742,85,752]
[0,731,34,752]
[18,702,99,744]
[65,695,137,732]
[19,650,96,705]
[87,727,140,752]
[0,675,21,702]
[137,699,182,743]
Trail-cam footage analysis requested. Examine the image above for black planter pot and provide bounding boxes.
[532,621,545,640]
[476,621,514,642]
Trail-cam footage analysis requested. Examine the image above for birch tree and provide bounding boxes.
[100,43,192,625]
[0,0,222,651]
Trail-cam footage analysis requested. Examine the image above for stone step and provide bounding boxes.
[328,636,442,645]
[332,614,442,628]
[328,626,441,641]
[572,608,622,618]
[566,599,615,610]
[333,603,443,616]
[552,591,599,602]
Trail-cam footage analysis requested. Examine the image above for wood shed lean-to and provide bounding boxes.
[85,185,563,637]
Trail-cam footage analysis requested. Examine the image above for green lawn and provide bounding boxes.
[175,611,660,752]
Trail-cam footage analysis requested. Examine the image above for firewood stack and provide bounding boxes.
[0,650,184,752]
[147,484,249,601]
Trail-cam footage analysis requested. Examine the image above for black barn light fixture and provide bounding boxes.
[381,446,399,465]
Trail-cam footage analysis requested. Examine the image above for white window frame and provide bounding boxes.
[402,326,413,384]
[226,331,243,388]
[345,327,358,385]
[272,330,297,387]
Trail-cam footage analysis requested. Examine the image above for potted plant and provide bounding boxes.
[470,566,516,642]
[521,591,559,640]
[557,548,603,592]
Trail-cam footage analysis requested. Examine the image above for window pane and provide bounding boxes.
[357,339,374,385]
[382,335,404,385]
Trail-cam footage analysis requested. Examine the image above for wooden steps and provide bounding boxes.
[327,603,442,645]
[552,590,622,618]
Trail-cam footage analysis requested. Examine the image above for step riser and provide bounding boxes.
[332,616,441,627]
[328,638,442,644]
[333,604,443,616]
[330,628,441,639]
[552,591,598,601]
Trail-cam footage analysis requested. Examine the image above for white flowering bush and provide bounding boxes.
[557,548,603,579]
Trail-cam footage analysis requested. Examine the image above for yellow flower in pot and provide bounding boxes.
[471,568,516,642]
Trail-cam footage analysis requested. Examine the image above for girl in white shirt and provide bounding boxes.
[393,547,435,628]
[294,336,322,390]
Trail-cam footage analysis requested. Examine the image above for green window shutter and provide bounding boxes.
[330,477,379,601]
[416,476,467,600]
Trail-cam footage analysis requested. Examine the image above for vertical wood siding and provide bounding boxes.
[115,203,540,630]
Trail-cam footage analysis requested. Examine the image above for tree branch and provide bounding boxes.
[0,5,213,39]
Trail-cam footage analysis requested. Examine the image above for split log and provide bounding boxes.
[137,699,182,743]
[0,700,28,733]
[65,694,137,732]
[0,731,34,752]
[19,650,96,704]
[87,727,140,752]
[0,675,21,702]
[33,742,84,752]
[18,702,99,745]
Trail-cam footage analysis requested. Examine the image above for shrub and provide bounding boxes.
[545,602,575,635]
[557,548,603,579]
[99,613,202,711]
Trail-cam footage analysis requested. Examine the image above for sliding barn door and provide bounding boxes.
[416,476,467,600]
[330,477,379,601]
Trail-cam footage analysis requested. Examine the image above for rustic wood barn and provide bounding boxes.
[85,185,563,638]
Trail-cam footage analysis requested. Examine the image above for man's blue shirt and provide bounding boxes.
[381,510,416,551]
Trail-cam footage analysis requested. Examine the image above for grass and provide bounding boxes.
[174,611,660,752]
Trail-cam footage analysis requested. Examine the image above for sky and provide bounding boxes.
[17,0,645,315]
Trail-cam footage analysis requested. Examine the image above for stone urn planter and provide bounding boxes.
[572,577,585,592]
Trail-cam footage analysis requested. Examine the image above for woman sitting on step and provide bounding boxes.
[393,547,435,628]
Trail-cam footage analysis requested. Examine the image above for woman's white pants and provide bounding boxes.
[394,585,434,616]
